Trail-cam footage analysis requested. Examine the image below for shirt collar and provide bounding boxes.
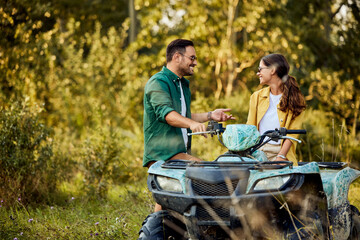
[162,66,190,86]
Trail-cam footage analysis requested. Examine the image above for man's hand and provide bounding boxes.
[189,122,208,138]
[211,109,236,122]
[165,111,209,137]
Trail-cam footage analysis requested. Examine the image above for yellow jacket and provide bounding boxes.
[246,87,305,164]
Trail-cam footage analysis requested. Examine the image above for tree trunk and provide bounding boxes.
[215,56,223,100]
[129,0,136,43]
[352,96,360,138]
[224,0,239,98]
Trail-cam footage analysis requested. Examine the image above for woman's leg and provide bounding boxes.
[260,144,281,161]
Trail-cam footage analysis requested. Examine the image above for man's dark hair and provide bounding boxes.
[166,39,194,63]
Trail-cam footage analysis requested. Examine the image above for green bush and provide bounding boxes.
[79,125,146,199]
[0,102,59,206]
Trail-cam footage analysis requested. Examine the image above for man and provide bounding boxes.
[143,39,234,212]
[143,38,234,168]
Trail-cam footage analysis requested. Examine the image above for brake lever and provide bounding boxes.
[281,136,302,143]
[187,131,211,136]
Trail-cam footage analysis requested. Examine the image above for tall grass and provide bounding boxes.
[2,178,360,239]
[349,178,360,209]
[299,109,360,163]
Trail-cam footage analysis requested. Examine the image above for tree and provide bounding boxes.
[287,0,360,137]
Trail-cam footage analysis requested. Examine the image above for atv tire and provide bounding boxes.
[138,210,186,240]
[348,205,360,240]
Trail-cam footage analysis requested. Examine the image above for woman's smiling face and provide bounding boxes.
[257,60,272,85]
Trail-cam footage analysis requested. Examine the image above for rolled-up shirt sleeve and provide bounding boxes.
[145,79,175,123]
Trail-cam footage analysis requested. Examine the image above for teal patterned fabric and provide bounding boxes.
[223,124,260,151]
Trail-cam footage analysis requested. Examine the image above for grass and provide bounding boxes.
[349,178,360,209]
[1,175,360,240]
[0,178,153,240]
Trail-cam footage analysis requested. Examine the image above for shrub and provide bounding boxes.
[79,125,145,199]
[0,102,58,206]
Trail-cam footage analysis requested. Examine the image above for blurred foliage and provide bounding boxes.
[0,0,359,202]
[0,102,59,205]
[79,114,144,199]
[299,109,360,163]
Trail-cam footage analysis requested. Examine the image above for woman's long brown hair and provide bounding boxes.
[262,54,306,117]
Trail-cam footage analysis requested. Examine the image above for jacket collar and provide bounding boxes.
[162,66,190,87]
[260,87,270,98]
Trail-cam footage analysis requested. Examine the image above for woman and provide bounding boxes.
[247,53,306,164]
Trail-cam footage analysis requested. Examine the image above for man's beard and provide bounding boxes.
[179,64,195,77]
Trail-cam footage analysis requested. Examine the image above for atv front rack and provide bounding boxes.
[298,161,348,169]
[162,159,293,170]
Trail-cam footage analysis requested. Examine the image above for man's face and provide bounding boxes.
[177,46,197,77]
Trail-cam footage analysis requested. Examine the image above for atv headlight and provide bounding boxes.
[253,175,291,191]
[156,176,183,193]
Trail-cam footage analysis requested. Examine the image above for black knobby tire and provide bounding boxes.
[138,210,186,240]
[349,205,360,240]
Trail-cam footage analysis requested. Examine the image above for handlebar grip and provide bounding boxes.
[286,129,307,134]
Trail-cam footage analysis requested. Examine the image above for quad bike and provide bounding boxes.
[139,121,360,239]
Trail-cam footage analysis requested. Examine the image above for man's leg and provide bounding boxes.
[169,152,202,161]
[146,161,164,212]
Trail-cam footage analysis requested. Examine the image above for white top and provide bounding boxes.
[259,92,282,145]
[179,81,188,149]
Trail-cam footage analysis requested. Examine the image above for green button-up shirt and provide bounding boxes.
[143,66,192,167]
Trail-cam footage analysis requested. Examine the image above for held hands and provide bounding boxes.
[210,109,236,122]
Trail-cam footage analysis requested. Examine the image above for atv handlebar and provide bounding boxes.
[280,129,307,135]
[260,128,306,144]
[278,129,306,143]
[287,130,307,134]
[188,121,306,154]
[249,127,307,154]
[187,120,225,137]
